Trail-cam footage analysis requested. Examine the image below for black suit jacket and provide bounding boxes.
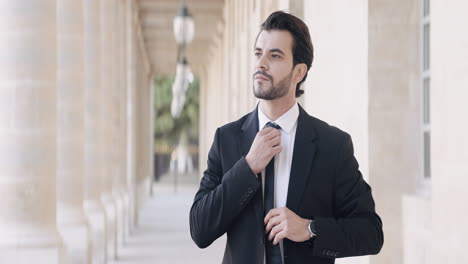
[190,105,384,264]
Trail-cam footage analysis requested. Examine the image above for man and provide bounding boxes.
[190,11,384,264]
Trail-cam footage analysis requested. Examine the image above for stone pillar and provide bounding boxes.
[0,1,65,263]
[431,0,468,263]
[99,0,118,260]
[368,0,420,264]
[109,0,125,255]
[56,0,90,263]
[83,0,108,263]
[119,0,131,244]
[126,1,138,231]
[134,8,153,219]
[135,53,144,217]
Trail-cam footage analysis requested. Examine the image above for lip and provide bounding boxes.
[255,75,269,81]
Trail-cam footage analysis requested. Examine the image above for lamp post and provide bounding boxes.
[173,0,194,50]
[171,0,194,119]
[171,0,195,192]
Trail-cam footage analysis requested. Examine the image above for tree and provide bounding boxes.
[153,76,199,146]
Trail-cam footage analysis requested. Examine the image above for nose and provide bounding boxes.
[256,54,268,71]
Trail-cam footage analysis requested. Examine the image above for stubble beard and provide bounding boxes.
[253,70,293,100]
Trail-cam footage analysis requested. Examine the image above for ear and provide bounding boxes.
[293,63,308,84]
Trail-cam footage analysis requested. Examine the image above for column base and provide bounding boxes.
[0,247,65,264]
[136,176,152,216]
[122,186,131,241]
[101,193,117,260]
[0,228,65,263]
[112,187,124,253]
[84,199,107,264]
[59,223,90,264]
[57,206,91,264]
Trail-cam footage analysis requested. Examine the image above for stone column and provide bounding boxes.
[110,0,125,255]
[121,0,133,240]
[134,51,144,219]
[99,0,118,260]
[368,0,421,264]
[56,0,90,263]
[116,0,130,248]
[126,1,138,231]
[0,1,65,263]
[134,9,153,219]
[83,0,108,263]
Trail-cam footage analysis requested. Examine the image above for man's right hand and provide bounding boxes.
[245,127,282,175]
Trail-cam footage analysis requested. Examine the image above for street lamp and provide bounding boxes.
[171,56,193,118]
[171,1,195,192]
[173,0,194,46]
[171,0,194,118]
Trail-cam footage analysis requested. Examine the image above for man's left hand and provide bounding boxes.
[264,207,310,245]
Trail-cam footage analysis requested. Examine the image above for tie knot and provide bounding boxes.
[265,122,281,130]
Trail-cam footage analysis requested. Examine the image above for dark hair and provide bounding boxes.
[257,11,314,98]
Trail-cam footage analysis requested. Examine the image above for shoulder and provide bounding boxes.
[312,116,349,138]
[301,109,351,147]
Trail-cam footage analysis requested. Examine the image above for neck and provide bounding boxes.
[259,97,296,121]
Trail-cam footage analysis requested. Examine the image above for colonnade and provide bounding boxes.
[0,1,154,263]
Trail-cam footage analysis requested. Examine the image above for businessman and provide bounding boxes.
[190,11,384,264]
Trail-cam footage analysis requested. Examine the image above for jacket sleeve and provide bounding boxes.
[311,134,384,258]
[189,128,261,248]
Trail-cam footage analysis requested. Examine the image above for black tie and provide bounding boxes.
[263,122,282,264]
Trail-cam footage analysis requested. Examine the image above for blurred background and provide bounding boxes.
[0,0,467,264]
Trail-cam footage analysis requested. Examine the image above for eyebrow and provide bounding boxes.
[254,47,286,55]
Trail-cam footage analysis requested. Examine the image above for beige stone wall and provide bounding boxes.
[369,0,422,263]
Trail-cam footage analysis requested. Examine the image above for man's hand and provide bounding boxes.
[264,207,310,245]
[245,127,282,174]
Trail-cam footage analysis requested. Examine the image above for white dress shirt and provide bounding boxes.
[258,102,299,262]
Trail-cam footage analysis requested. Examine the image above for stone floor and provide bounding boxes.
[110,182,226,264]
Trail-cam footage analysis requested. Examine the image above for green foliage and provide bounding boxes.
[154,75,199,145]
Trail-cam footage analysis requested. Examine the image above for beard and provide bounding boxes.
[253,70,293,100]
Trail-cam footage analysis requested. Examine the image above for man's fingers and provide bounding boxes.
[264,208,281,224]
[272,145,282,155]
[258,127,272,134]
[273,229,287,245]
[265,215,282,233]
[268,223,283,241]
[263,129,281,141]
[271,135,281,147]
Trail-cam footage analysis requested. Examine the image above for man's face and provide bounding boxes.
[253,30,295,100]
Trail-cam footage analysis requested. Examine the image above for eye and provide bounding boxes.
[254,52,262,57]
[272,54,281,59]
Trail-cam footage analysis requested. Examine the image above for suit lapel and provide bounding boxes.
[239,105,259,157]
[286,105,317,213]
[238,105,264,228]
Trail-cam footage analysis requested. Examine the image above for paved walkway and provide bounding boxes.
[111,183,226,264]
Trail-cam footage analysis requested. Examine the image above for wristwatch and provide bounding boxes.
[308,219,316,238]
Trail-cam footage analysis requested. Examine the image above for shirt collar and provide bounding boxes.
[258,102,299,135]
